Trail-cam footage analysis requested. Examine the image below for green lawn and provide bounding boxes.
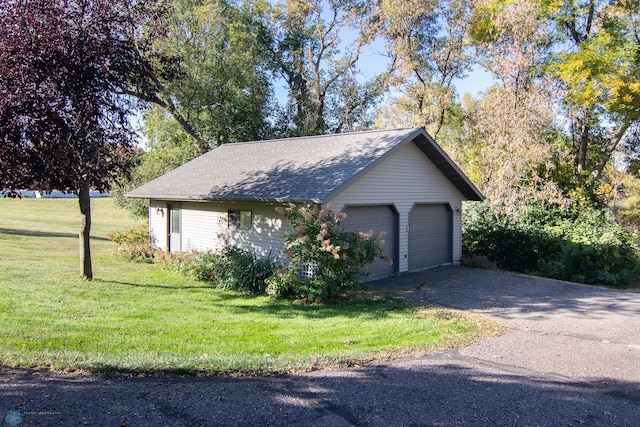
[0,198,500,375]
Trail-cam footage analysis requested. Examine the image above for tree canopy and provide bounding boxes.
[143,0,273,151]
[549,0,640,182]
[4,0,639,267]
[108,0,639,223]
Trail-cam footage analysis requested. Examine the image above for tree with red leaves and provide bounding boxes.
[0,0,177,279]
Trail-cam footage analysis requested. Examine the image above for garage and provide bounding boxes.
[409,204,452,271]
[340,205,398,279]
[131,127,484,275]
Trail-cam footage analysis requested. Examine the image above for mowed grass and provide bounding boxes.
[0,198,500,375]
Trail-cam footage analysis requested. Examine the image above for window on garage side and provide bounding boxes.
[228,210,252,229]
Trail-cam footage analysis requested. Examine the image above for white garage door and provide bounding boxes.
[341,205,397,279]
[409,204,452,271]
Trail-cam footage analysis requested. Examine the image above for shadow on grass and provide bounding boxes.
[220,296,420,321]
[0,227,109,241]
[97,279,416,321]
[94,279,217,291]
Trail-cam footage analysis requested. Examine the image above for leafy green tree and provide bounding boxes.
[112,105,207,216]
[375,0,473,140]
[463,0,569,213]
[468,0,640,202]
[263,0,386,136]
[142,0,273,151]
[454,0,640,289]
[114,0,274,214]
[547,0,640,184]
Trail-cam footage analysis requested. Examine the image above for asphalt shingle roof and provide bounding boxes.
[126,127,483,202]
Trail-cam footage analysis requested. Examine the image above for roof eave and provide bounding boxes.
[322,127,424,203]
[124,192,210,201]
[412,131,485,201]
[323,127,484,203]
[125,192,321,205]
[202,196,321,204]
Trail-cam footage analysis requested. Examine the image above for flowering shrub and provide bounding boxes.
[266,204,386,301]
[107,225,155,263]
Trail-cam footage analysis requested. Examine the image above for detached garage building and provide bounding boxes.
[127,127,483,279]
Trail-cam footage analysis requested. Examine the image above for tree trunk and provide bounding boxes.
[593,119,633,180]
[78,180,93,280]
[576,110,590,179]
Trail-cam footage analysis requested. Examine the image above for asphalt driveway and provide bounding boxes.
[371,266,640,383]
[1,266,639,426]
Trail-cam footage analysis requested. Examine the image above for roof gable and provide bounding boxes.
[127,127,483,202]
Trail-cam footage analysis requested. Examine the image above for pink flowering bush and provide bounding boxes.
[266,204,386,301]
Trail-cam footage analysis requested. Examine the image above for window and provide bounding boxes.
[171,208,180,233]
[228,210,252,229]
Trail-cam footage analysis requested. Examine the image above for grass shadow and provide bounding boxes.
[222,296,417,321]
[0,227,109,241]
[94,279,217,291]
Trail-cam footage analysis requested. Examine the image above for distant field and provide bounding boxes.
[0,198,500,375]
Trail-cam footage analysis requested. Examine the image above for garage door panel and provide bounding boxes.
[341,205,397,279]
[409,204,452,270]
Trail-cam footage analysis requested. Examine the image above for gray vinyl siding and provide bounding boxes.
[219,203,292,262]
[180,202,226,252]
[328,141,466,272]
[149,201,291,263]
[149,200,168,250]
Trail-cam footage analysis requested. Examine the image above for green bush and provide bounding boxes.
[263,266,299,300]
[266,204,386,301]
[107,225,155,263]
[463,201,640,287]
[461,254,498,270]
[176,247,278,295]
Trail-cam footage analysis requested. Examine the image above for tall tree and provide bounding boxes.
[463,0,640,207]
[140,0,273,152]
[263,0,386,136]
[112,0,275,216]
[466,0,568,212]
[375,0,473,140]
[0,0,176,279]
[548,0,640,183]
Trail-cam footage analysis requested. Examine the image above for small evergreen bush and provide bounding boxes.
[177,247,278,295]
[463,201,640,287]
